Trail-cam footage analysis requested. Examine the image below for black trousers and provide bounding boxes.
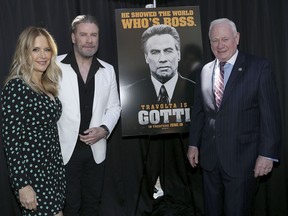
[64,143,105,216]
[202,161,257,216]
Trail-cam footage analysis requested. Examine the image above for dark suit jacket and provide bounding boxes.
[189,51,281,177]
[121,74,195,136]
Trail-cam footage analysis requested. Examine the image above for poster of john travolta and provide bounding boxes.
[115,6,203,137]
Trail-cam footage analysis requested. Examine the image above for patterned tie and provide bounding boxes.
[158,85,169,104]
[214,61,226,109]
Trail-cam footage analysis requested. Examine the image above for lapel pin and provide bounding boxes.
[238,67,243,71]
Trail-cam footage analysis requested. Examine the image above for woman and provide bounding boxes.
[1,26,65,216]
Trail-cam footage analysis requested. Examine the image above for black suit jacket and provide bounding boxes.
[121,74,195,136]
[189,51,281,177]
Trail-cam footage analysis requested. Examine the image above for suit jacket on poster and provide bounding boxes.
[122,74,195,136]
[189,51,281,177]
[56,54,121,165]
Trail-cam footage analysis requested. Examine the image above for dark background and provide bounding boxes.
[0,0,287,215]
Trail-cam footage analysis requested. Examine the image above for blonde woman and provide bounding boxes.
[1,26,65,216]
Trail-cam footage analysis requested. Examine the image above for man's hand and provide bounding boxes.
[19,185,38,211]
[79,127,107,145]
[254,155,274,177]
[187,146,199,168]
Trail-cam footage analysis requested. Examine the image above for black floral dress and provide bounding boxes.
[1,78,65,216]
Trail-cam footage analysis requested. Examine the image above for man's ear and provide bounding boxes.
[144,54,149,64]
[71,33,75,44]
[236,32,240,45]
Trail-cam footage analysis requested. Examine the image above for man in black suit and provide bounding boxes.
[187,18,281,216]
[122,25,197,215]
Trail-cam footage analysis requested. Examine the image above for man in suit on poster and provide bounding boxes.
[187,18,281,216]
[122,24,197,215]
[122,24,195,136]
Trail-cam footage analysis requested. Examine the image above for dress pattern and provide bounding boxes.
[1,78,65,216]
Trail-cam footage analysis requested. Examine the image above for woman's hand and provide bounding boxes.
[19,185,38,211]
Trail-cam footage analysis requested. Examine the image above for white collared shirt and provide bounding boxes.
[151,72,179,103]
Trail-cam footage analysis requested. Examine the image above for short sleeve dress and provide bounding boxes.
[1,78,65,216]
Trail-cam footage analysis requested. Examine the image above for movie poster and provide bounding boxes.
[115,6,203,137]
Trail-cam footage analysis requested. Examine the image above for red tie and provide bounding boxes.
[214,62,226,109]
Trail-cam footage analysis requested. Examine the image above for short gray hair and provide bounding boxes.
[141,24,180,54]
[209,18,238,39]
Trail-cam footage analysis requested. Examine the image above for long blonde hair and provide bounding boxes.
[5,26,61,96]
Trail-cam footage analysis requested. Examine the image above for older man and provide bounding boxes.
[188,18,281,216]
